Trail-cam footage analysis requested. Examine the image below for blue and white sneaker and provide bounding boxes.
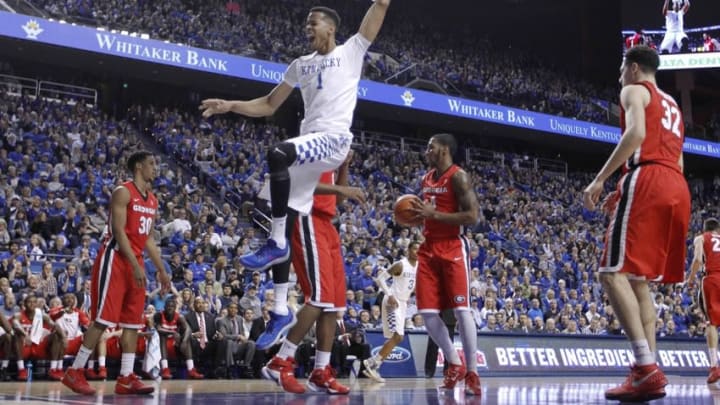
[256,309,297,350]
[239,239,290,271]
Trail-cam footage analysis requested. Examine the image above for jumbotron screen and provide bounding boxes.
[621,0,720,69]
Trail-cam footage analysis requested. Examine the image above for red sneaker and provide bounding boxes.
[48,368,64,381]
[17,368,28,381]
[160,367,172,379]
[115,373,154,395]
[187,368,204,379]
[708,366,720,384]
[465,371,482,396]
[85,368,100,380]
[97,366,107,379]
[307,365,350,395]
[605,363,667,402]
[262,356,305,394]
[439,363,467,390]
[62,368,96,395]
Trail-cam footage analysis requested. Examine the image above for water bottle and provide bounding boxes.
[26,361,32,382]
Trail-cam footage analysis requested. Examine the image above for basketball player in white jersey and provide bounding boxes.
[363,242,419,383]
[660,0,690,54]
[199,0,391,348]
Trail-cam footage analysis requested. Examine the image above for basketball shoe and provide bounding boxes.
[604,363,667,402]
[262,356,305,394]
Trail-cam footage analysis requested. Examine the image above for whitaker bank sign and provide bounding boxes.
[3,12,719,159]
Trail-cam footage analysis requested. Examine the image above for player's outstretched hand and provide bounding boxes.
[199,98,232,118]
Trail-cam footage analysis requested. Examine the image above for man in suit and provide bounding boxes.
[330,311,370,377]
[246,307,269,378]
[75,280,92,315]
[216,303,256,378]
[185,297,219,376]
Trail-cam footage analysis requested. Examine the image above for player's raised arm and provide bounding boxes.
[682,0,690,14]
[199,81,294,119]
[663,0,669,16]
[358,0,391,43]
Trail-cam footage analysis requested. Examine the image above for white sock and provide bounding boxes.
[120,353,135,376]
[423,313,461,365]
[98,356,106,367]
[373,354,383,365]
[315,351,331,369]
[72,345,92,369]
[631,339,655,366]
[271,216,287,249]
[161,359,168,369]
[88,360,95,369]
[455,309,478,371]
[50,360,59,370]
[710,348,718,367]
[186,359,194,370]
[1,360,8,368]
[273,283,289,315]
[17,360,24,370]
[278,340,298,360]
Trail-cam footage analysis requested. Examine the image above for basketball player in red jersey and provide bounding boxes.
[263,152,364,394]
[63,151,171,395]
[688,218,720,383]
[12,295,66,380]
[583,45,691,402]
[410,133,481,397]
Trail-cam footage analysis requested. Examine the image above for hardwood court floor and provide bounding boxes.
[0,375,719,404]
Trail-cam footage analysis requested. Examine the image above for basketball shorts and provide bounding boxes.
[700,274,720,326]
[91,241,147,329]
[416,236,472,312]
[599,165,690,283]
[65,335,83,356]
[660,31,688,53]
[258,132,352,215]
[381,295,408,338]
[106,335,122,359]
[22,336,50,359]
[292,213,346,311]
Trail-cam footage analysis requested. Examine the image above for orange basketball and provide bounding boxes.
[393,194,423,227]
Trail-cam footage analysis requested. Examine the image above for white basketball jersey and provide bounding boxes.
[389,258,418,302]
[665,10,684,32]
[57,310,82,339]
[283,34,371,136]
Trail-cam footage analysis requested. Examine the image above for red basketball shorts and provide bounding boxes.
[701,274,720,326]
[22,336,50,359]
[65,335,83,356]
[599,165,690,283]
[416,236,472,312]
[292,213,346,310]
[91,241,146,329]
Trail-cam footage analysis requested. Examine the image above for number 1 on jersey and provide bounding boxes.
[317,72,323,90]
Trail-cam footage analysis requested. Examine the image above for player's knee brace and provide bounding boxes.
[267,142,297,178]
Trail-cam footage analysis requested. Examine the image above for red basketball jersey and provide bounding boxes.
[620,81,684,174]
[105,181,158,256]
[312,171,336,218]
[704,232,720,275]
[421,164,462,240]
[159,311,179,333]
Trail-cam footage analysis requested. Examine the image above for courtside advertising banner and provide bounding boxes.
[365,331,711,377]
[1,11,719,159]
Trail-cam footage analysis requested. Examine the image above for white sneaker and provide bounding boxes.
[362,358,386,383]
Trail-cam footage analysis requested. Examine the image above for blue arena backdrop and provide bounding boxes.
[621,0,720,69]
[365,331,713,377]
[1,11,719,158]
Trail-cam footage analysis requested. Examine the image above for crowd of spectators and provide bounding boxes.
[29,0,613,124]
[1,80,720,379]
